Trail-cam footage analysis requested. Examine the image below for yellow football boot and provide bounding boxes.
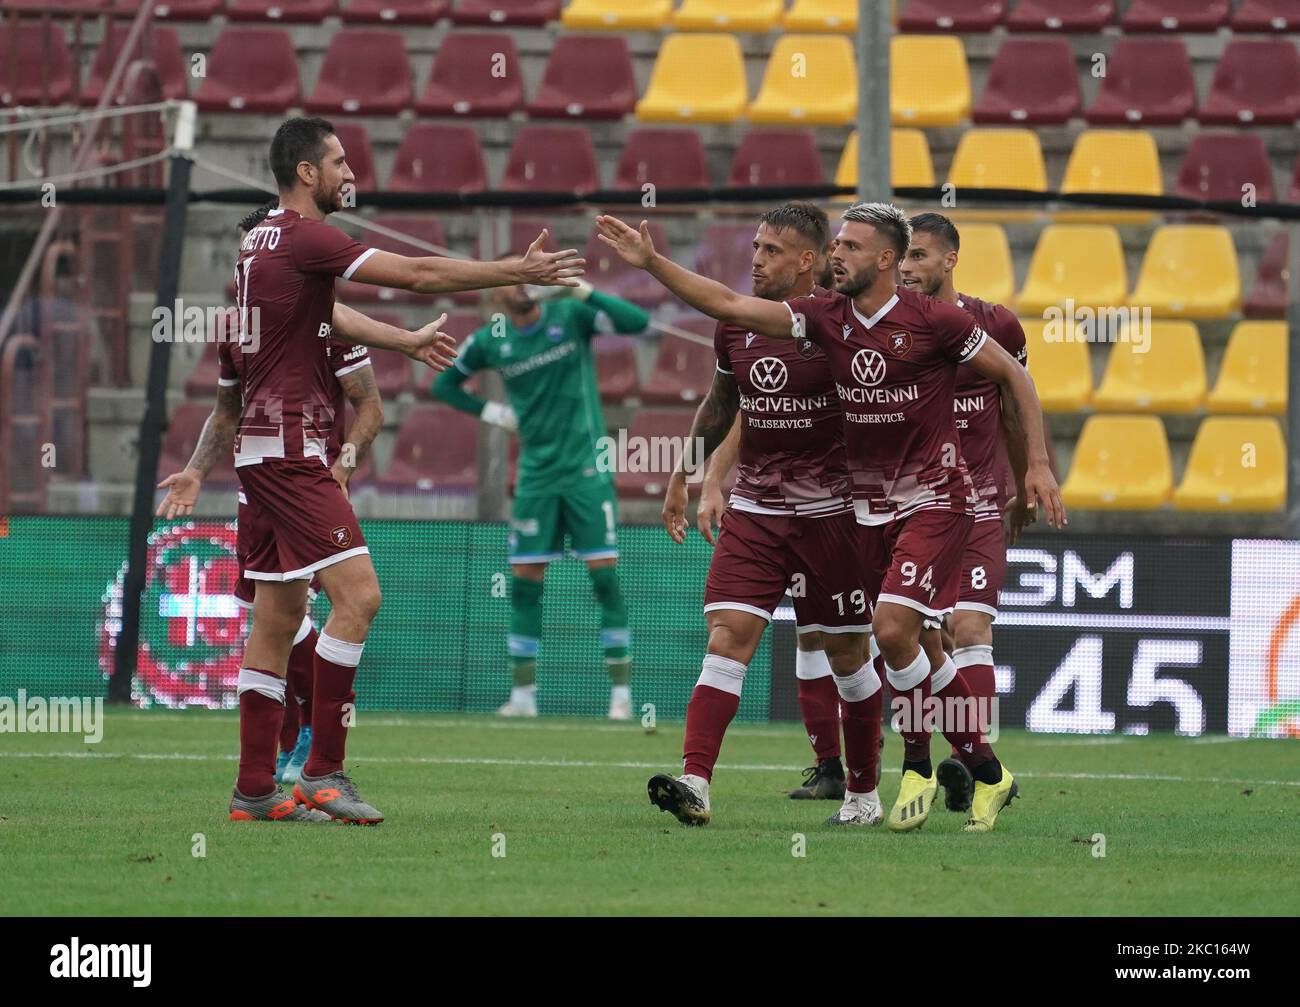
[962,769,1019,833]
[887,769,938,832]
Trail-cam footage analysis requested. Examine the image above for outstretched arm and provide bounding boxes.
[662,369,740,544]
[155,383,242,519]
[332,302,457,371]
[350,230,585,295]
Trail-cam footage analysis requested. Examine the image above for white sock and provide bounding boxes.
[847,786,880,802]
[236,668,285,704]
[511,684,537,706]
[795,648,833,681]
[610,684,630,704]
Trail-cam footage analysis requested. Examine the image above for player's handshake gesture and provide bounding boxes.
[594,215,657,269]
[517,230,586,287]
[405,314,458,371]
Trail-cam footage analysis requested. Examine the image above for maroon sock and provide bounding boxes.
[682,684,740,782]
[955,654,996,740]
[797,674,842,761]
[304,634,360,778]
[896,678,933,765]
[935,664,995,767]
[841,687,883,793]
[287,626,317,730]
[237,684,284,797]
[279,674,300,753]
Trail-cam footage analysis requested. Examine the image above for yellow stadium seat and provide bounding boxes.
[674,0,783,31]
[562,0,673,30]
[1016,225,1127,314]
[1021,317,1093,412]
[784,0,857,32]
[1061,416,1172,510]
[834,129,933,201]
[953,224,1014,306]
[1093,321,1207,413]
[1173,418,1286,511]
[1058,130,1162,225]
[891,36,970,127]
[948,128,1047,191]
[635,34,748,123]
[749,34,856,125]
[1130,226,1241,319]
[1207,321,1288,415]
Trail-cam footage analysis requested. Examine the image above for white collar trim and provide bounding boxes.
[851,293,898,330]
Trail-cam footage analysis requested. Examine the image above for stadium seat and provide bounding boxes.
[636,34,748,123]
[562,0,671,29]
[1084,39,1195,126]
[1175,134,1275,205]
[1130,226,1241,320]
[525,35,636,120]
[415,32,522,117]
[450,0,560,26]
[898,0,1005,31]
[592,335,640,402]
[1059,130,1162,224]
[973,38,1081,126]
[948,129,1047,192]
[0,23,73,107]
[162,402,237,484]
[1207,322,1287,415]
[1173,418,1285,511]
[614,129,710,191]
[1232,0,1300,31]
[1121,0,1230,31]
[1017,226,1127,315]
[674,0,783,31]
[1006,0,1116,31]
[1243,232,1287,320]
[584,222,674,308]
[695,221,762,296]
[194,28,299,114]
[1200,40,1300,126]
[336,214,449,304]
[81,23,188,106]
[1290,154,1300,203]
[1093,321,1206,414]
[331,122,377,192]
[1020,317,1092,412]
[834,129,935,200]
[387,123,486,193]
[500,126,599,195]
[749,35,856,125]
[110,0,220,18]
[340,0,449,22]
[227,0,337,21]
[890,35,970,127]
[379,404,478,492]
[613,408,697,498]
[728,130,823,187]
[1060,416,1172,510]
[953,224,1015,307]
[783,0,856,32]
[642,321,722,404]
[303,29,411,116]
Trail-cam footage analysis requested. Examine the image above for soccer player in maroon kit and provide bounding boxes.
[647,202,885,827]
[598,202,1064,833]
[163,116,584,823]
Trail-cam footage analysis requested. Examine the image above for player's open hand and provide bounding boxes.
[594,215,656,269]
[1023,461,1066,530]
[156,468,201,520]
[330,460,351,501]
[1003,494,1036,546]
[519,230,585,287]
[696,481,725,546]
[662,474,689,545]
[407,314,457,371]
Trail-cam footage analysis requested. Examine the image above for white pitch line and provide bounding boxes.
[4,750,1299,787]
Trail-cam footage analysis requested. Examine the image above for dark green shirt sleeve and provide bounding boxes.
[578,290,651,339]
[432,330,489,416]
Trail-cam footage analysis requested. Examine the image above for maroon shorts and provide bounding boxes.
[236,459,367,583]
[704,508,870,634]
[233,494,323,607]
[859,507,974,628]
[956,518,1006,619]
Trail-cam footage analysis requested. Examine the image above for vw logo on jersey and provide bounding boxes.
[750,356,788,392]
[851,348,886,387]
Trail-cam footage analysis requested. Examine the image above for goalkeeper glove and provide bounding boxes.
[481,401,518,433]
[525,278,594,303]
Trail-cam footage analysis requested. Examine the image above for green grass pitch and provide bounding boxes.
[2,711,1298,916]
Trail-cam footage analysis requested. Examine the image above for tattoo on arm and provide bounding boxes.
[687,370,741,471]
[187,384,242,477]
[337,365,382,469]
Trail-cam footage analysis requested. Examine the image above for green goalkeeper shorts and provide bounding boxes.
[508,478,619,564]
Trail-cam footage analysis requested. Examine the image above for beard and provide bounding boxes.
[835,262,883,298]
[313,181,341,216]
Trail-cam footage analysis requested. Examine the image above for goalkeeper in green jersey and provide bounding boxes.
[433,274,651,719]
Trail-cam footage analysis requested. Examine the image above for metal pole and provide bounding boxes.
[1287,221,1300,535]
[856,0,892,202]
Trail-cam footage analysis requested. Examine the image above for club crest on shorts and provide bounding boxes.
[888,331,913,356]
[330,525,352,548]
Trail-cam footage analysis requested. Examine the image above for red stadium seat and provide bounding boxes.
[340,0,449,21]
[1289,153,1300,202]
[415,31,523,117]
[304,29,412,116]
[1175,133,1275,204]
[112,0,223,20]
[3,0,106,12]
[1084,38,1195,126]
[81,23,188,107]
[336,214,450,304]
[1121,0,1229,31]
[973,38,1081,126]
[379,404,479,491]
[500,126,599,196]
[727,130,824,187]
[162,402,236,483]
[387,123,486,193]
[898,0,1005,31]
[194,28,299,114]
[332,121,377,192]
[348,320,412,397]
[641,318,718,405]
[1005,0,1116,31]
[584,222,673,309]
[613,408,697,498]
[0,23,74,107]
[1243,232,1288,320]
[1200,40,1300,126]
[450,0,559,26]
[227,0,338,22]
[1232,0,1300,31]
[593,335,639,402]
[526,35,636,121]
[614,129,710,191]
[694,222,759,297]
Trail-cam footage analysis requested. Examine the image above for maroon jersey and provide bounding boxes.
[715,286,852,517]
[231,207,376,468]
[954,292,1027,523]
[782,286,985,525]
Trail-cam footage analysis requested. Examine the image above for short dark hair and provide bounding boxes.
[269,116,335,190]
[236,199,279,236]
[842,202,911,257]
[909,212,960,253]
[758,201,830,252]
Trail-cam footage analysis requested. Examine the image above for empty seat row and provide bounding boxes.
[4,1,559,26]
[899,0,1300,34]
